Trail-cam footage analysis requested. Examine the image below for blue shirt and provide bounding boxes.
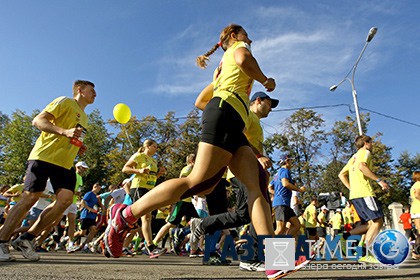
[80,191,99,220]
[271,168,294,207]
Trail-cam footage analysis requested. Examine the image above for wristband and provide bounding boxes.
[376,178,382,183]
[262,78,269,86]
[256,154,263,158]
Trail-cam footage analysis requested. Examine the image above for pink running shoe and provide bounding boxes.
[103,204,133,258]
[265,269,285,279]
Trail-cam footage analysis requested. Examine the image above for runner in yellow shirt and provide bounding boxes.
[303,197,319,240]
[410,171,420,259]
[329,209,343,237]
[104,24,277,270]
[0,80,96,262]
[338,135,390,263]
[122,139,167,258]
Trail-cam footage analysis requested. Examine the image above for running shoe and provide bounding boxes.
[358,254,379,264]
[147,245,167,259]
[122,247,134,257]
[202,253,231,266]
[189,248,204,258]
[189,218,204,252]
[265,269,285,279]
[239,261,265,272]
[11,236,40,261]
[103,203,133,258]
[0,242,16,262]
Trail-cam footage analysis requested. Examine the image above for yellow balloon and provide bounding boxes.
[113,103,131,124]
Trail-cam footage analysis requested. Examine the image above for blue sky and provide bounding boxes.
[1,1,419,160]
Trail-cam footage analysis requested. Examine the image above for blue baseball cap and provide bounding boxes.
[279,154,294,163]
[250,92,279,108]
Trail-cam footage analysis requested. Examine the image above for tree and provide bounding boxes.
[78,109,114,192]
[319,113,371,197]
[0,110,39,184]
[394,151,420,205]
[281,109,327,200]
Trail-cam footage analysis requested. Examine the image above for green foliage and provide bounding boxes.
[77,109,114,192]
[0,105,416,219]
[0,110,39,184]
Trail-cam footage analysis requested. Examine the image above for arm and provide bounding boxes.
[3,189,19,198]
[338,169,351,190]
[81,199,97,213]
[195,83,214,110]
[122,159,149,175]
[414,187,420,200]
[32,111,82,139]
[358,162,389,191]
[234,47,275,92]
[268,184,274,195]
[281,178,305,193]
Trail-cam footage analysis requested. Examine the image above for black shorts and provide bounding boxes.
[167,201,199,225]
[306,227,317,237]
[201,97,249,154]
[274,205,296,222]
[24,160,76,193]
[130,187,149,202]
[80,218,96,230]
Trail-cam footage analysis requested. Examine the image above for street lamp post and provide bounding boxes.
[330,27,378,136]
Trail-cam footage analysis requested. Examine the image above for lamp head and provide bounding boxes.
[329,85,338,91]
[366,27,378,42]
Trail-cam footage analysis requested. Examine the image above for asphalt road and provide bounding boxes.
[0,250,419,280]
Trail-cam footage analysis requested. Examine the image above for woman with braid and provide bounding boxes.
[104,23,279,279]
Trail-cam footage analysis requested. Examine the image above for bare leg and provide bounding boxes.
[28,189,73,237]
[364,218,383,247]
[129,143,231,218]
[275,221,286,236]
[153,222,173,244]
[84,226,97,244]
[66,212,76,242]
[286,217,301,239]
[141,213,153,246]
[0,191,42,240]
[229,146,274,236]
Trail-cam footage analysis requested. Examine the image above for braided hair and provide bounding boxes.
[196,24,243,69]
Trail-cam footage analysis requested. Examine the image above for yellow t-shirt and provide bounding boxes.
[330,213,343,230]
[73,173,83,204]
[212,41,254,128]
[28,97,88,169]
[342,206,353,224]
[304,204,317,228]
[298,215,305,235]
[244,111,263,154]
[317,212,326,228]
[8,184,25,203]
[179,165,193,202]
[410,181,420,214]
[341,149,375,199]
[130,153,158,190]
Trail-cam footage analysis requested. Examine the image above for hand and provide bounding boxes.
[139,168,150,175]
[379,181,390,192]
[258,156,272,170]
[263,78,276,92]
[90,208,98,214]
[158,166,167,176]
[299,186,306,193]
[64,126,83,139]
[78,144,87,155]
